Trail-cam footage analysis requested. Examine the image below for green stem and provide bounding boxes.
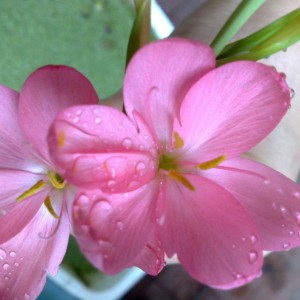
[211,0,266,56]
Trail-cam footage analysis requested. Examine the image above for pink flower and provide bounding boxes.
[0,66,99,298]
[49,38,300,288]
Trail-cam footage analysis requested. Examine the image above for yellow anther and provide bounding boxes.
[174,132,184,149]
[58,132,65,149]
[44,196,59,219]
[196,155,226,170]
[16,180,46,202]
[169,170,195,191]
[48,171,65,189]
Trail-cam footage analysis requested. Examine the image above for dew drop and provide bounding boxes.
[24,294,30,300]
[296,214,300,226]
[234,273,243,280]
[248,251,258,264]
[139,144,145,151]
[232,244,236,249]
[158,214,165,226]
[0,209,6,216]
[122,138,133,149]
[108,180,117,189]
[116,221,124,230]
[0,248,7,260]
[290,88,295,99]
[93,108,100,115]
[80,225,89,234]
[14,262,19,267]
[135,161,146,176]
[250,235,258,245]
[277,188,284,194]
[281,223,286,228]
[75,109,82,116]
[73,116,80,124]
[144,135,149,140]
[263,179,270,185]
[294,191,300,198]
[4,276,9,281]
[241,237,246,242]
[92,200,113,219]
[9,251,16,258]
[283,242,290,249]
[95,117,101,124]
[77,194,91,207]
[3,263,10,271]
[289,230,295,236]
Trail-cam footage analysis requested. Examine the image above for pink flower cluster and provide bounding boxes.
[1,38,300,298]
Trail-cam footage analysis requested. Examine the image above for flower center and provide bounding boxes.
[16,171,66,219]
[158,132,227,191]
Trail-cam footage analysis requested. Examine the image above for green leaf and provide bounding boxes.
[211,0,266,56]
[126,0,151,66]
[217,7,300,64]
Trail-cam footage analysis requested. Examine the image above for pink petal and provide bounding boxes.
[0,85,43,171]
[72,181,159,274]
[19,65,99,162]
[0,204,69,299]
[203,157,300,251]
[134,232,165,276]
[176,61,290,163]
[124,38,215,144]
[49,105,158,192]
[159,174,263,289]
[0,170,49,244]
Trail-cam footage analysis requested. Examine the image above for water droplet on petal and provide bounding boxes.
[144,135,149,140]
[116,221,124,230]
[95,117,101,124]
[241,237,246,242]
[283,242,290,250]
[250,235,258,245]
[0,248,6,260]
[158,214,165,226]
[24,294,30,300]
[290,88,295,99]
[77,194,91,207]
[248,251,258,264]
[14,262,19,267]
[3,263,10,271]
[264,179,270,185]
[289,230,295,236]
[108,180,117,190]
[135,161,146,176]
[73,116,80,124]
[234,273,243,280]
[93,108,100,115]
[122,138,133,149]
[9,251,16,258]
[4,276,9,281]
[0,209,6,216]
[232,244,236,249]
[294,191,300,198]
[139,144,145,151]
[80,225,90,234]
[75,109,82,116]
[296,214,300,226]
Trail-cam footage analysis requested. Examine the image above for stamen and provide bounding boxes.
[58,131,65,149]
[16,180,46,202]
[48,171,65,189]
[174,132,184,149]
[169,170,195,191]
[196,155,226,170]
[44,196,59,219]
